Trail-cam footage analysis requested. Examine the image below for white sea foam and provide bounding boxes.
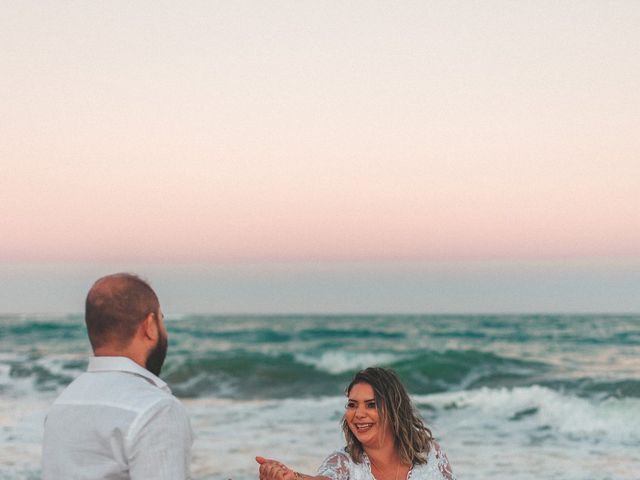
[3,389,640,480]
[0,352,85,398]
[294,351,403,374]
[0,394,53,480]
[416,385,640,444]
[184,396,345,479]
[420,386,640,480]
[185,389,640,480]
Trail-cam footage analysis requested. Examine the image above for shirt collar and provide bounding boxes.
[87,356,171,393]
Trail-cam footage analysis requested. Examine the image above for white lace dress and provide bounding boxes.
[316,442,456,480]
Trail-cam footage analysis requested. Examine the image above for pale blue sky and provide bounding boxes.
[1,259,638,313]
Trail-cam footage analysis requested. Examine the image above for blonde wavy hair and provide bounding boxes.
[341,367,434,464]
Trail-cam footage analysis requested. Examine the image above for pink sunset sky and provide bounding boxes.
[1,2,639,312]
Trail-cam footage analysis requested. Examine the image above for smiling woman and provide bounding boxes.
[256,367,456,480]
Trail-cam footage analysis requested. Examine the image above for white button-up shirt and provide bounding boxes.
[42,356,193,480]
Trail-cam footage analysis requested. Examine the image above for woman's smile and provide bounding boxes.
[354,422,374,432]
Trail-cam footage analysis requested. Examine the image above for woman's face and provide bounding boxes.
[345,382,391,449]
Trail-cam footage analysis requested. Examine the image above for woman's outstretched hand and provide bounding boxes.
[256,456,296,480]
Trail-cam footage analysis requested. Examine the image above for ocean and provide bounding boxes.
[1,314,639,480]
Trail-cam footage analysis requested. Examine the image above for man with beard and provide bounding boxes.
[42,273,193,479]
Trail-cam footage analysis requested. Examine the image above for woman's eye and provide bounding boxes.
[346,402,356,409]
[366,402,376,409]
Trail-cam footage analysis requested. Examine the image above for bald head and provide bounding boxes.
[85,273,160,351]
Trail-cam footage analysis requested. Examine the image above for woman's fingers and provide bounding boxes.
[258,458,291,480]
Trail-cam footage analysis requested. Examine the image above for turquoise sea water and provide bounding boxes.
[1,314,639,479]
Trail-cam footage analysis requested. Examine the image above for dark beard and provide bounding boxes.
[146,332,168,376]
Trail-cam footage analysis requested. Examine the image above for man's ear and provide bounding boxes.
[140,313,158,342]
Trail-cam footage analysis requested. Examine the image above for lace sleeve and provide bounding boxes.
[316,450,351,480]
[432,442,456,480]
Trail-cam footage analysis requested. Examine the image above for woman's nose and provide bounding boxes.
[354,404,367,417]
